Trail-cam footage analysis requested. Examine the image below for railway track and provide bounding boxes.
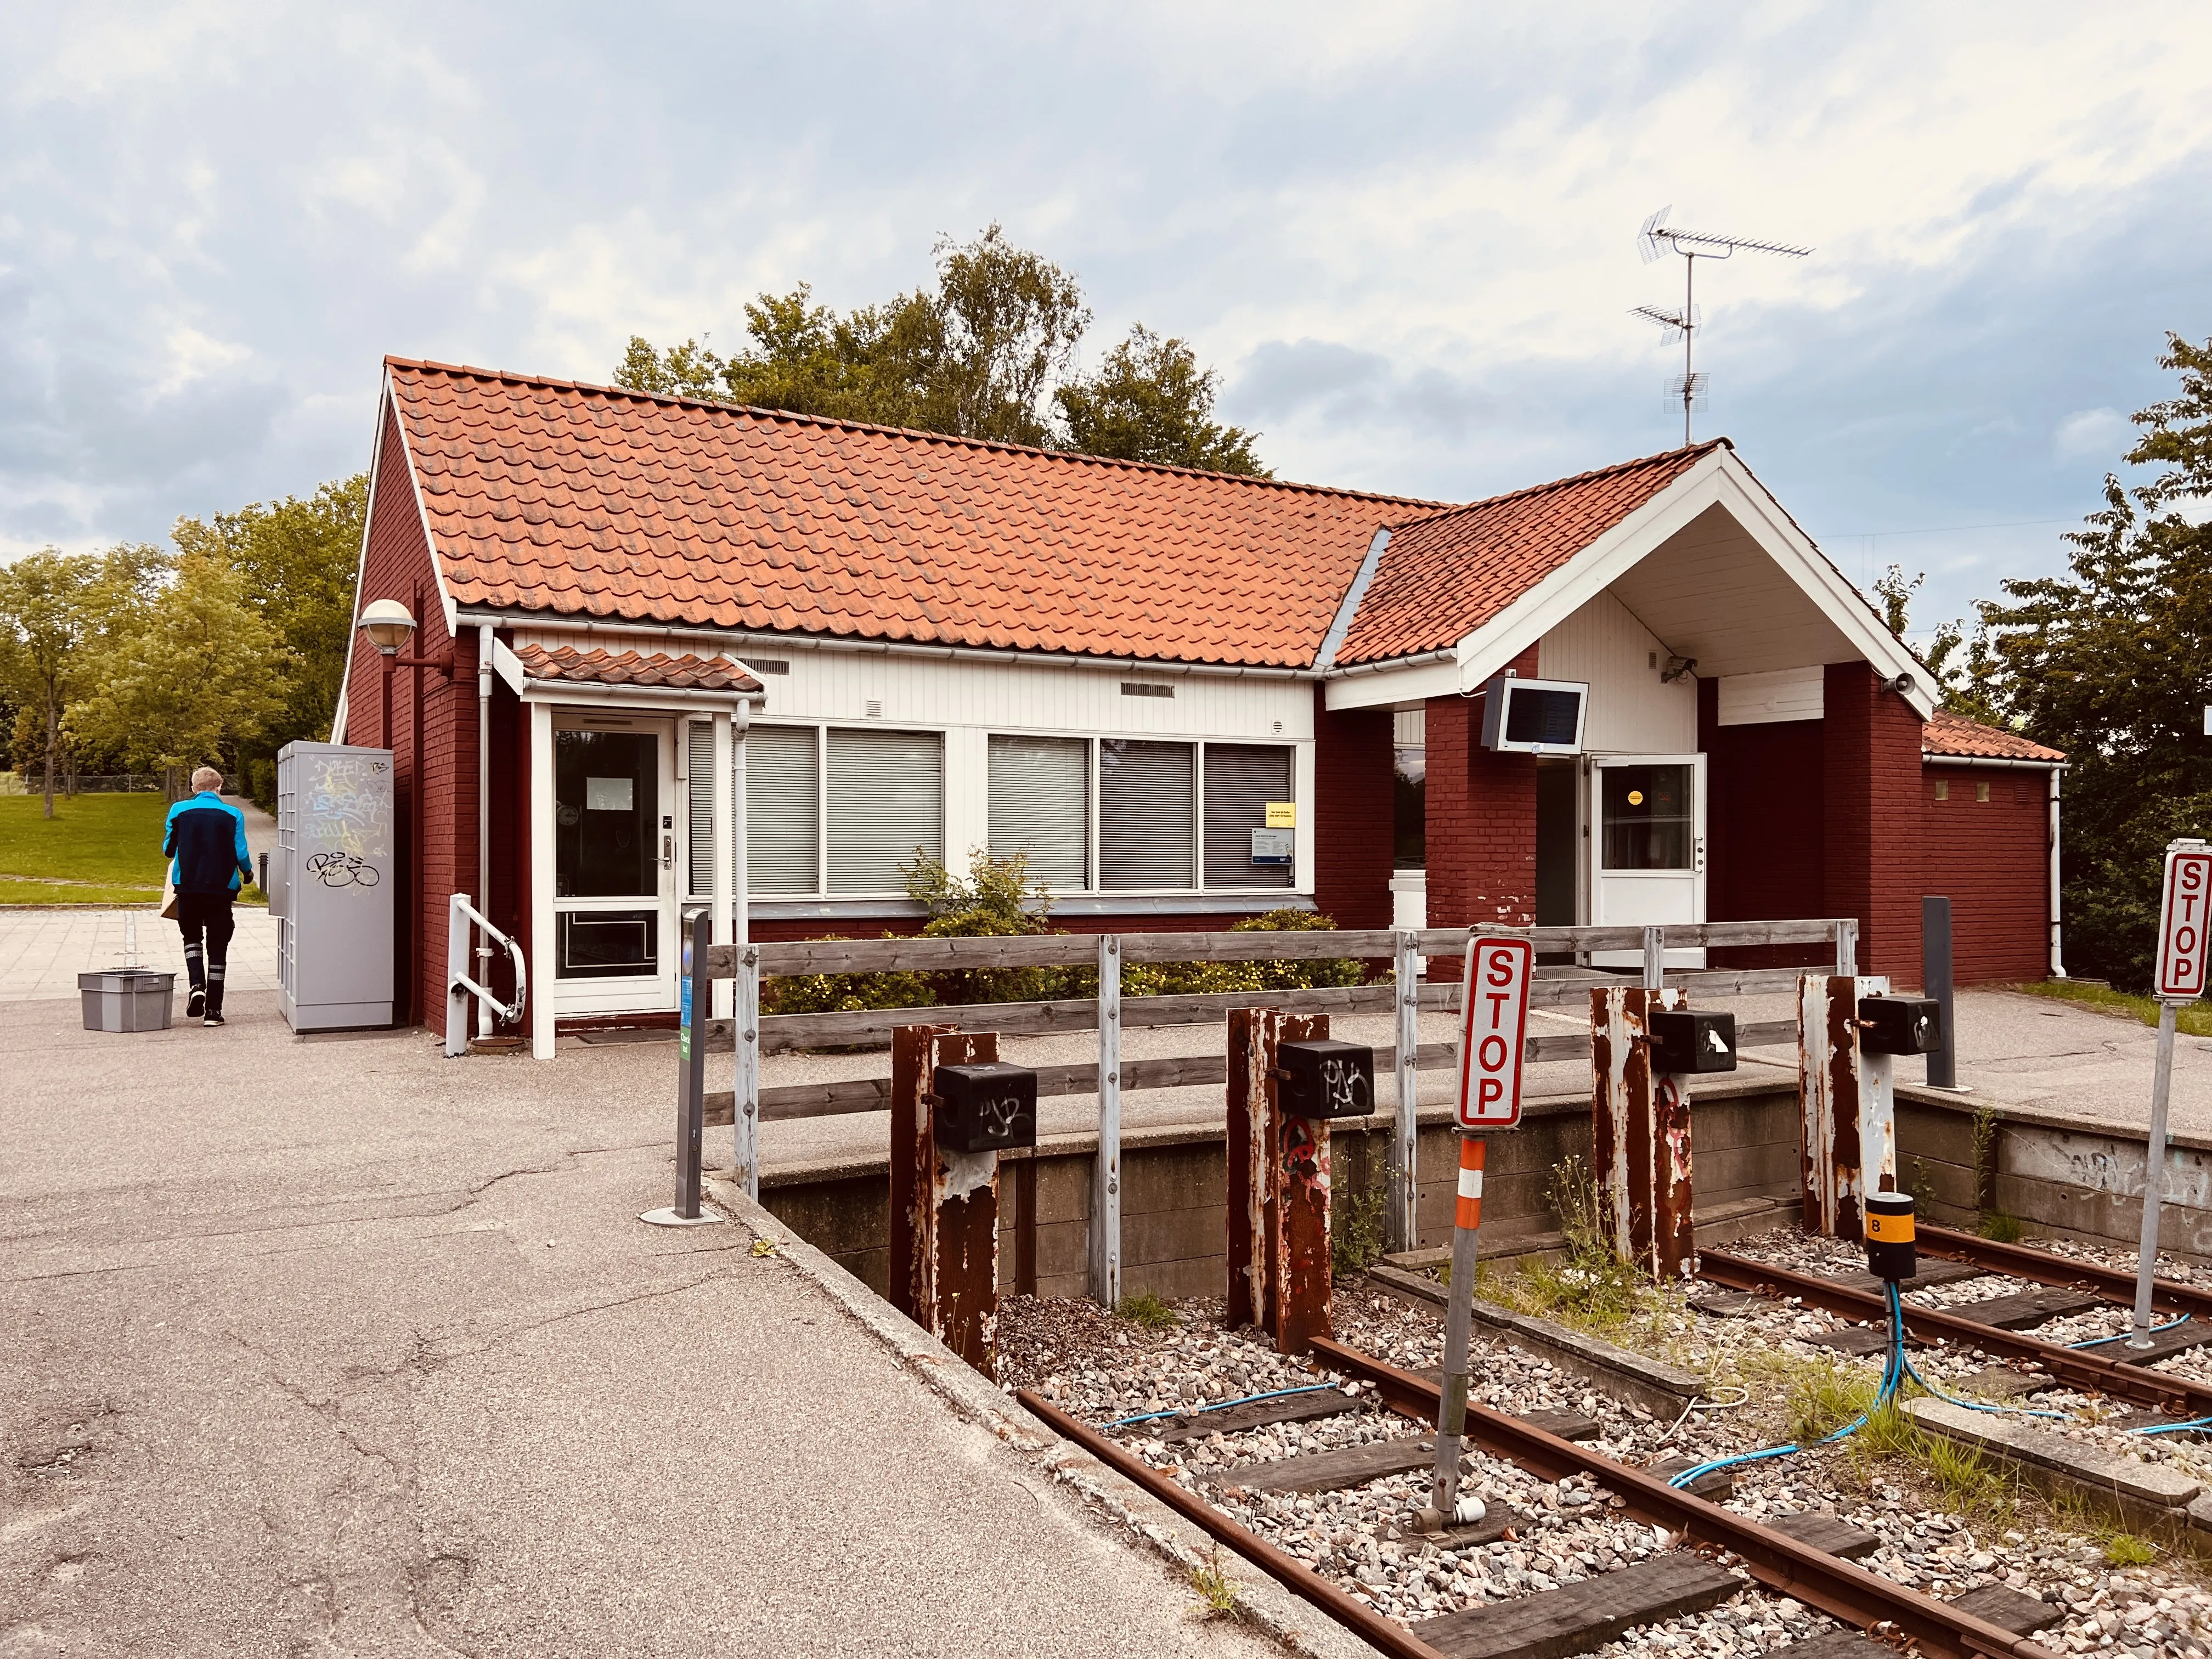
[1696,1247,2212,1418]
[1019,1328,2067,1659]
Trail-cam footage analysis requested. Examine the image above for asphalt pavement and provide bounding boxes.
[0,990,1293,1658]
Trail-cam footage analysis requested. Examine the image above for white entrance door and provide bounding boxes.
[550,718,679,1014]
[1588,754,1706,969]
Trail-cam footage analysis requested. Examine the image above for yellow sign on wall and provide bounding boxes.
[1265,802,1296,829]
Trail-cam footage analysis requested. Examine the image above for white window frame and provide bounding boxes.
[731,719,949,900]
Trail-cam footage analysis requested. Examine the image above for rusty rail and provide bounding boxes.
[1015,1389,1452,1659]
[1915,1222,2212,1325]
[1696,1250,2212,1416]
[1307,1338,2061,1659]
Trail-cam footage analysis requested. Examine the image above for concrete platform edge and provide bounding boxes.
[702,1172,1384,1658]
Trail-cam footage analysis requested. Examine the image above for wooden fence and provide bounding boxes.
[703,917,1855,1306]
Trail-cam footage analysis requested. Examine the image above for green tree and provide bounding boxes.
[1977,332,2212,985]
[172,473,368,778]
[1055,324,1269,475]
[617,226,1265,471]
[0,549,100,817]
[74,551,294,789]
[1867,561,2004,723]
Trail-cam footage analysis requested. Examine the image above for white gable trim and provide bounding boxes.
[330,375,393,744]
[1451,449,1931,717]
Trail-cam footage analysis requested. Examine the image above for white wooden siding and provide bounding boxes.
[1536,589,1697,754]
[1718,666,1825,726]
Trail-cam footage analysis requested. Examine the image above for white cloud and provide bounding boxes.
[2053,407,2132,463]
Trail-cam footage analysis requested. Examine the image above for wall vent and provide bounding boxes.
[1120,681,1175,699]
[865,699,883,719]
[746,657,791,676]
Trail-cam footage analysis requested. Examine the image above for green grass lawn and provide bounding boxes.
[0,793,265,906]
[2015,977,2212,1037]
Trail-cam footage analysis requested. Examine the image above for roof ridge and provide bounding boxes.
[382,354,1444,508]
[1386,439,1730,533]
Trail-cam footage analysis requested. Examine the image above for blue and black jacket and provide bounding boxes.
[164,792,253,895]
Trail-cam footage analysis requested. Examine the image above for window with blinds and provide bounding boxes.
[748,724,821,894]
[1204,743,1293,889]
[988,735,1088,890]
[827,727,943,893]
[1099,739,1195,890]
[686,722,716,897]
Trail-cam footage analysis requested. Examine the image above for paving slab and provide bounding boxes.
[0,991,1305,1658]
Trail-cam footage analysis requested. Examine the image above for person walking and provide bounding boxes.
[164,766,253,1027]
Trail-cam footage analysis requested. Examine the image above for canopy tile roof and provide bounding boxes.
[1330,443,1726,667]
[514,644,762,694]
[1922,709,2066,763]
[387,358,1436,669]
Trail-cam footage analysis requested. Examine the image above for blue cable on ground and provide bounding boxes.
[2069,1313,2190,1350]
[1102,1383,1340,1431]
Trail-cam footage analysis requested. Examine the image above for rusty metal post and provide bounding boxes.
[1590,983,1696,1278]
[1227,1007,1331,1351]
[889,1022,1004,1373]
[1797,973,1895,1241]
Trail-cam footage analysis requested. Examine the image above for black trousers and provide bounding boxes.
[176,892,236,1014]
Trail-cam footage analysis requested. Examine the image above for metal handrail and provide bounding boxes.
[445,891,526,1055]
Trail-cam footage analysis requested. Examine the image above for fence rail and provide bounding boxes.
[687,915,1852,1304]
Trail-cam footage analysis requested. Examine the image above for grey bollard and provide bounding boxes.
[1922,895,1959,1089]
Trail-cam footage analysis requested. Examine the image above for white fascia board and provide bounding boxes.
[1323,654,1462,710]
[388,386,461,639]
[1449,448,1936,721]
[490,636,527,696]
[520,677,763,710]
[331,375,394,743]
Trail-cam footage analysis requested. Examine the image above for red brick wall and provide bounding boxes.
[1699,678,1828,967]
[1424,649,1539,932]
[1922,764,2053,984]
[343,402,476,1035]
[1313,689,1394,930]
[1821,662,1924,980]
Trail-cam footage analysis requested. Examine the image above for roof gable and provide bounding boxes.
[385,358,1435,670]
[1333,444,1725,667]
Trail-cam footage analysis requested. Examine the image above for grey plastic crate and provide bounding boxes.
[78,969,176,1032]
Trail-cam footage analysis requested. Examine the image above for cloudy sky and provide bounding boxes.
[5,2,2209,641]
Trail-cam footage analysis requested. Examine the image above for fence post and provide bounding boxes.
[444,891,470,1058]
[1834,918,1859,977]
[1089,934,1122,1307]
[1389,929,1421,1252]
[641,911,718,1227]
[733,944,760,1199]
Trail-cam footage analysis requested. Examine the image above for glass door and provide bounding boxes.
[1588,754,1706,969]
[551,721,678,1013]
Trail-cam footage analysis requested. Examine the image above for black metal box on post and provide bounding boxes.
[1646,1009,1739,1075]
[1858,996,1943,1056]
[1276,1039,1376,1120]
[932,1061,1039,1153]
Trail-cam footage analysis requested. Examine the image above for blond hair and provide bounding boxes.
[190,766,224,794]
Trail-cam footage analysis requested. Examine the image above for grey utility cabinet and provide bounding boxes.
[274,742,396,1031]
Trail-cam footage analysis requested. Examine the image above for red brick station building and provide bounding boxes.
[336,358,2066,1056]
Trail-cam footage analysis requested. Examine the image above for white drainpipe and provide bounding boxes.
[2048,764,2065,979]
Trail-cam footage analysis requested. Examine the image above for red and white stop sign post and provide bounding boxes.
[1426,935,1535,1531]
[2132,840,2212,1344]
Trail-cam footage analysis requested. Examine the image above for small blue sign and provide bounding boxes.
[679,975,693,1060]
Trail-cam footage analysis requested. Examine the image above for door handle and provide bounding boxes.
[662,834,674,869]
[1695,837,1706,874]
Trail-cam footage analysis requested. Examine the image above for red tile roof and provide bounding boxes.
[387,358,1437,669]
[515,644,763,693]
[1922,709,2065,763]
[1330,443,1726,667]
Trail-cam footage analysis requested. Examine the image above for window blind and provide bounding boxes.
[827,727,943,893]
[686,721,716,898]
[1099,740,1195,890]
[747,725,820,894]
[1204,743,1293,889]
[988,735,1088,890]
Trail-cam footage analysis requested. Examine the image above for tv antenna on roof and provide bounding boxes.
[1632,207,1812,446]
